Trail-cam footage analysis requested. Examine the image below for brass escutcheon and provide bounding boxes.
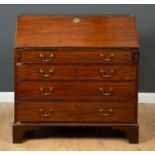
[73,17,80,23]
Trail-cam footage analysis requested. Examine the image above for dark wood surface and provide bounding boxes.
[13,123,138,143]
[15,16,139,48]
[16,64,137,81]
[16,101,136,122]
[19,49,137,63]
[16,82,136,101]
[13,15,139,143]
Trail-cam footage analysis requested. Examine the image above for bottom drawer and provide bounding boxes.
[16,101,136,123]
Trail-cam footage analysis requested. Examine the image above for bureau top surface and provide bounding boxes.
[14,15,139,48]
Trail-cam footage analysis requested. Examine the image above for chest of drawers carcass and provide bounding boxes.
[13,15,139,143]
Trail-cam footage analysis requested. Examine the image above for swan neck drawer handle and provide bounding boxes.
[100,69,114,78]
[39,53,54,62]
[99,108,113,117]
[39,108,54,117]
[100,53,115,62]
[99,87,113,96]
[39,87,54,96]
[39,69,54,78]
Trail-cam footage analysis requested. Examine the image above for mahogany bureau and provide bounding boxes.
[13,15,139,143]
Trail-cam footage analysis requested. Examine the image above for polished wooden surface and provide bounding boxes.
[16,82,136,101]
[14,15,139,143]
[16,101,136,122]
[19,49,137,63]
[15,16,139,48]
[17,65,137,81]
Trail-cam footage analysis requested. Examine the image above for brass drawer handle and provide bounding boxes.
[39,108,54,117]
[100,69,114,78]
[39,69,54,78]
[99,87,113,96]
[99,108,113,117]
[39,87,54,96]
[100,53,115,62]
[39,53,54,62]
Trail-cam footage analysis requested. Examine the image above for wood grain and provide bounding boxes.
[16,82,136,101]
[14,15,139,143]
[16,65,137,81]
[15,16,139,48]
[2,103,155,149]
[15,101,136,122]
[19,49,136,64]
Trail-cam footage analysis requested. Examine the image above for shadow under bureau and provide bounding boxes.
[13,15,139,143]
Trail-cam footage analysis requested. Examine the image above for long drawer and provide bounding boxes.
[16,101,136,122]
[16,65,137,81]
[18,49,136,64]
[16,82,136,101]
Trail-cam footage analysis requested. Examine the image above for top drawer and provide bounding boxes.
[17,49,137,64]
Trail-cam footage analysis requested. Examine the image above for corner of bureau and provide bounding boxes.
[13,15,139,143]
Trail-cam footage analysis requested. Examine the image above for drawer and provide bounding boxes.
[18,49,136,64]
[17,65,137,81]
[16,101,136,122]
[16,82,136,101]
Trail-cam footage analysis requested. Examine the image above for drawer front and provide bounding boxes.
[16,101,136,122]
[19,49,136,64]
[17,65,137,81]
[16,82,136,101]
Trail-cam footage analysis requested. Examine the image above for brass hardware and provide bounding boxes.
[100,53,115,62]
[39,53,54,62]
[100,69,114,78]
[16,122,21,125]
[99,108,113,117]
[16,63,22,66]
[73,17,80,23]
[23,48,30,50]
[39,87,54,96]
[39,108,54,117]
[39,69,54,78]
[99,87,113,96]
